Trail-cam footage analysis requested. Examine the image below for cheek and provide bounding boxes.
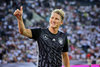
[58,22,62,26]
[49,19,52,23]
[49,19,51,24]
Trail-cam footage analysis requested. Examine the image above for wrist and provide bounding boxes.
[17,16,23,21]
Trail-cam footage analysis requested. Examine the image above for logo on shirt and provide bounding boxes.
[58,37,63,45]
[52,38,56,41]
[42,34,48,40]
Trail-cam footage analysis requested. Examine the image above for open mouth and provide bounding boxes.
[52,22,55,25]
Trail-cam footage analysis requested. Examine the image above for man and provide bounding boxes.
[14,6,70,67]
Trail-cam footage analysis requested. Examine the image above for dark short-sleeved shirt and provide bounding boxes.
[31,28,68,67]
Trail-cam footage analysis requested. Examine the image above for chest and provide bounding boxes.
[39,32,65,50]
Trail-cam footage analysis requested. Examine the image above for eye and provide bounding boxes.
[51,17,54,19]
[55,18,59,20]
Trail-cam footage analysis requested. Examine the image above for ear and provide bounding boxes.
[60,21,63,25]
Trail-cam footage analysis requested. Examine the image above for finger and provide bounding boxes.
[14,10,21,16]
[17,9,20,12]
[16,11,21,16]
[20,6,23,12]
[14,10,18,16]
[14,12,21,18]
[14,10,19,15]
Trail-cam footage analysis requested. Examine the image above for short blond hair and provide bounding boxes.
[52,9,65,21]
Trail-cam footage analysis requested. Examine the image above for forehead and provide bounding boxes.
[51,12,61,19]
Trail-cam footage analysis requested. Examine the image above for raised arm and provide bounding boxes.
[14,6,32,38]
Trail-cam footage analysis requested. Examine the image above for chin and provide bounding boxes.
[51,26,57,29]
[50,24,58,28]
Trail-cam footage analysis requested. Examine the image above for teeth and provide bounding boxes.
[52,22,55,25]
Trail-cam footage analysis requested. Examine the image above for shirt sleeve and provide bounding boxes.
[62,35,69,52]
[30,28,41,40]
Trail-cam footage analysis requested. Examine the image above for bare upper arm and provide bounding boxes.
[21,29,32,38]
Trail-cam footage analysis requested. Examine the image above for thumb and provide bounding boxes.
[20,6,23,12]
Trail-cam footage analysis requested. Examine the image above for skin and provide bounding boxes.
[14,6,70,67]
[49,12,63,34]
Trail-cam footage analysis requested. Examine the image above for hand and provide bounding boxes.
[14,6,23,20]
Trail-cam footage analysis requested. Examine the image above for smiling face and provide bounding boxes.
[49,12,63,29]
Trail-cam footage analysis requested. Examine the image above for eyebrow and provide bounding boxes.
[55,12,63,20]
[51,16,60,20]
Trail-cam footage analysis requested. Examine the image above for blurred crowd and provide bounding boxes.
[0,0,100,65]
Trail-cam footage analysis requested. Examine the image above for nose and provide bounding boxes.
[52,18,56,22]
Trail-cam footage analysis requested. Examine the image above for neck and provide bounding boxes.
[48,27,59,34]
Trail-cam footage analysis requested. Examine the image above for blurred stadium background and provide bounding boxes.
[0,0,100,67]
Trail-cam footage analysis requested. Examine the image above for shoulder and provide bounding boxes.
[30,27,42,35]
[31,28,48,34]
[31,27,46,32]
[33,27,41,29]
[59,31,67,36]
